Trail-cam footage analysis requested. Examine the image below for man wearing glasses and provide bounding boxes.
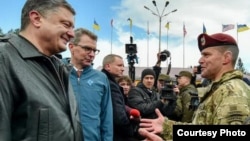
[63,28,113,141]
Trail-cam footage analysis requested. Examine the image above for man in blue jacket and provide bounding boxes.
[63,28,113,141]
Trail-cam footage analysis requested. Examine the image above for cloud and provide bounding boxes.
[62,0,250,71]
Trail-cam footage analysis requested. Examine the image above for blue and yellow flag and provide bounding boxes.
[93,20,100,31]
[237,24,249,32]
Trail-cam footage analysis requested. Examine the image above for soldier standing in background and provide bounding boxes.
[173,71,198,122]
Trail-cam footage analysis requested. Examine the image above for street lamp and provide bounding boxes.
[144,0,177,53]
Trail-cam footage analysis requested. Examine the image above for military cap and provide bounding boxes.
[175,71,192,79]
[158,73,170,81]
[197,33,237,52]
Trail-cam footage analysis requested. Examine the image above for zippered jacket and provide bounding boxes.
[0,34,83,141]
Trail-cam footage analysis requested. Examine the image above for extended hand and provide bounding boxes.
[139,108,165,134]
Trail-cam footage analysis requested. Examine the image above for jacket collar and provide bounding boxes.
[8,34,44,59]
[101,69,116,83]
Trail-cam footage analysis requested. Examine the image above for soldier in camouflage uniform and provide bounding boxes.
[139,33,250,140]
[172,71,198,122]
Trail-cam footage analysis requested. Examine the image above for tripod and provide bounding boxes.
[127,53,138,82]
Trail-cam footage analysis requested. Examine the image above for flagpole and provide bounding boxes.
[130,19,132,37]
[147,21,149,67]
[128,18,132,37]
[236,23,239,44]
[111,19,113,54]
[167,26,169,50]
[111,27,113,54]
[130,24,132,37]
[92,19,95,33]
[183,36,185,68]
[236,23,238,69]
[166,24,169,66]
[183,22,185,68]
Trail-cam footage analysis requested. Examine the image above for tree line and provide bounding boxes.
[0,27,20,36]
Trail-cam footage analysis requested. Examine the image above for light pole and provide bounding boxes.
[144,0,177,53]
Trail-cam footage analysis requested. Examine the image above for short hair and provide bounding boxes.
[217,45,239,66]
[21,0,76,30]
[71,28,97,45]
[117,75,133,86]
[102,54,123,68]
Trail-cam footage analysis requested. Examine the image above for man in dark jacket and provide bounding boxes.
[128,68,176,119]
[102,54,142,141]
[0,0,83,141]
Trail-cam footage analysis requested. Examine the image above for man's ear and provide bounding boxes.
[68,42,74,50]
[68,42,75,55]
[29,10,42,28]
[104,64,111,71]
[222,51,232,65]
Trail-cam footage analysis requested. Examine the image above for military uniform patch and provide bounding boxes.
[200,36,206,47]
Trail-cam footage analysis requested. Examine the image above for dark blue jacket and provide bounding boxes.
[101,69,141,141]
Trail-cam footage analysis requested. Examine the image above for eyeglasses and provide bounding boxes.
[75,44,100,55]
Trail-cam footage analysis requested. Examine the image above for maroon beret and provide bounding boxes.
[197,33,237,52]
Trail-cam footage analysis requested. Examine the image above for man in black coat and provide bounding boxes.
[128,68,176,119]
[102,54,142,141]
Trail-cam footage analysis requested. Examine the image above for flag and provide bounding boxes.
[111,19,113,27]
[183,24,187,37]
[203,23,207,33]
[222,24,234,32]
[127,18,132,29]
[165,22,170,30]
[93,20,100,31]
[237,24,250,32]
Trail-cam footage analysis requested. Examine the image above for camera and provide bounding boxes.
[160,80,177,101]
[125,44,137,54]
[189,92,199,111]
[160,50,170,61]
[127,54,138,64]
[196,65,202,74]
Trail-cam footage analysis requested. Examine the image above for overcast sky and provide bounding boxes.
[1,0,250,71]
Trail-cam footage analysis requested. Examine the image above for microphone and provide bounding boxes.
[130,109,140,118]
